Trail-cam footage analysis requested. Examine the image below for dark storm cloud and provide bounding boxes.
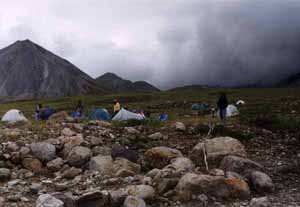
[158,0,300,88]
[1,0,300,89]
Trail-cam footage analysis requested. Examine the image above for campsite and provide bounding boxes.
[0,87,299,207]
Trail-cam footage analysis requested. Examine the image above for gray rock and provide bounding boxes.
[30,143,56,162]
[219,156,263,176]
[36,194,64,207]
[76,191,110,207]
[0,168,11,181]
[67,146,92,167]
[89,155,113,175]
[111,145,139,163]
[61,167,82,179]
[92,146,111,156]
[61,128,76,137]
[47,158,64,172]
[125,127,140,134]
[148,132,163,140]
[126,185,156,201]
[190,137,247,167]
[250,197,270,207]
[174,122,186,131]
[123,196,147,207]
[247,171,274,194]
[164,157,195,172]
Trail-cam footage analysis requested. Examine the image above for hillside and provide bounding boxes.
[0,40,105,100]
[95,72,160,92]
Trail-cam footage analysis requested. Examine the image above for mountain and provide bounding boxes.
[168,84,219,91]
[0,39,105,100]
[95,72,160,92]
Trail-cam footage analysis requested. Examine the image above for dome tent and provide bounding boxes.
[112,108,145,121]
[89,108,111,121]
[217,104,239,118]
[2,109,28,123]
[236,100,245,105]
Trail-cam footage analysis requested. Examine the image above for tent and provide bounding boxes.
[191,103,209,111]
[236,100,245,105]
[1,109,28,123]
[89,108,110,121]
[112,108,145,121]
[159,113,169,122]
[39,107,56,120]
[217,104,239,118]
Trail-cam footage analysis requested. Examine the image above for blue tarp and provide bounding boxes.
[159,113,169,122]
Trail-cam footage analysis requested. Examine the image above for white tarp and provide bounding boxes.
[217,104,239,118]
[1,109,28,123]
[112,108,145,121]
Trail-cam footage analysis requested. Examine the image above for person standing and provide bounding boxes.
[76,100,85,117]
[113,99,121,116]
[35,103,43,120]
[217,92,228,121]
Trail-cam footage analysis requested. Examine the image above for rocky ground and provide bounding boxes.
[0,112,299,207]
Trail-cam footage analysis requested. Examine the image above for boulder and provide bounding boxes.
[145,146,183,169]
[174,122,186,132]
[148,132,163,140]
[111,146,139,163]
[219,156,263,176]
[61,128,76,137]
[76,191,111,207]
[67,146,92,167]
[176,173,250,201]
[123,196,147,207]
[250,197,270,207]
[92,146,111,156]
[0,168,11,181]
[89,155,113,175]
[30,143,56,162]
[112,158,141,177]
[22,158,43,173]
[90,137,103,147]
[164,157,195,172]
[126,185,156,201]
[190,137,247,167]
[247,171,274,194]
[125,127,140,134]
[36,194,64,207]
[49,111,69,122]
[61,167,82,179]
[47,158,64,172]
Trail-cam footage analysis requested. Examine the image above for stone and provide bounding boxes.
[89,155,113,175]
[61,135,84,146]
[36,194,64,207]
[174,122,186,131]
[22,158,43,173]
[146,169,161,178]
[219,156,263,176]
[49,111,69,122]
[126,185,156,201]
[19,147,31,158]
[123,196,147,207]
[47,158,64,172]
[148,132,163,140]
[30,183,43,194]
[52,192,76,207]
[92,146,111,156]
[250,197,270,207]
[190,137,247,167]
[247,171,274,194]
[90,137,103,147]
[62,167,82,179]
[61,128,76,137]
[30,142,56,162]
[0,168,11,181]
[225,171,244,180]
[154,177,179,195]
[67,146,92,167]
[113,158,141,177]
[176,173,250,201]
[77,191,110,207]
[125,127,140,134]
[145,146,183,169]
[111,146,139,163]
[209,169,225,176]
[164,157,195,172]
[110,188,128,207]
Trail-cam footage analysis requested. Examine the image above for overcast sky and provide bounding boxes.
[1,0,300,89]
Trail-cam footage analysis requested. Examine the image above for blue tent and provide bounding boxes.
[39,107,56,120]
[191,103,209,111]
[89,108,111,121]
[159,113,169,122]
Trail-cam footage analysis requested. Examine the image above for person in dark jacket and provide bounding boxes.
[217,92,228,121]
[75,100,85,117]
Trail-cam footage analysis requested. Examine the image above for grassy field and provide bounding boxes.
[1,88,300,129]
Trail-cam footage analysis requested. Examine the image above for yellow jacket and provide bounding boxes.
[114,102,121,112]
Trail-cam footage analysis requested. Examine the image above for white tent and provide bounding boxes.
[112,108,145,121]
[236,100,245,105]
[217,104,239,118]
[1,109,28,123]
